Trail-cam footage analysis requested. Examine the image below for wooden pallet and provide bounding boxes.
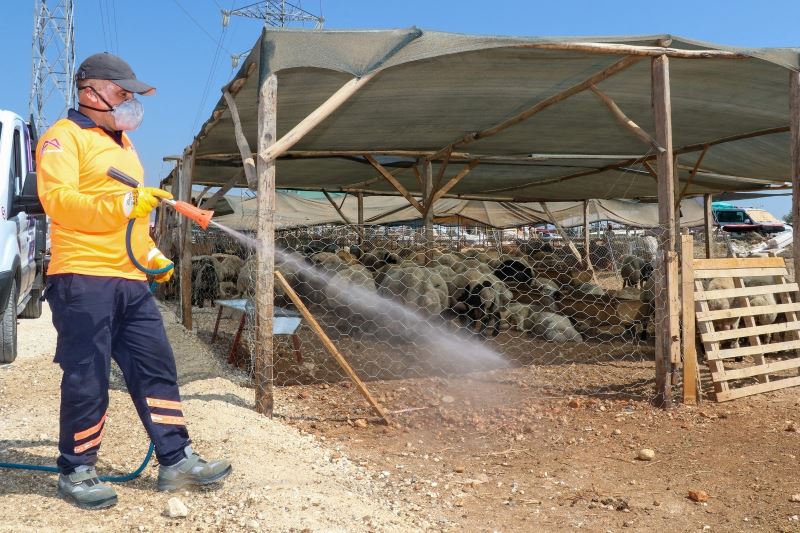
[692,256,800,401]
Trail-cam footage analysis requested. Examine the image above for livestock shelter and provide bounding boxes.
[159,28,800,416]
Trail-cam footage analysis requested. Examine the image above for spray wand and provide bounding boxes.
[107,167,217,230]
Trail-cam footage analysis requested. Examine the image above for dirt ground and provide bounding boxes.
[0,303,431,532]
[4,303,800,532]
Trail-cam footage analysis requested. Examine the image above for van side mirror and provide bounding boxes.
[11,170,44,216]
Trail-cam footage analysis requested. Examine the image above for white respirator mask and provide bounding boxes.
[81,86,145,131]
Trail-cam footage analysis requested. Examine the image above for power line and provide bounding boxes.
[172,0,233,56]
[97,0,109,51]
[110,0,121,53]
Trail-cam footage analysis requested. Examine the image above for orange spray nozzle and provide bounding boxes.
[170,200,215,230]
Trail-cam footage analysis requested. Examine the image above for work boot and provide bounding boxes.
[57,465,118,510]
[157,445,232,492]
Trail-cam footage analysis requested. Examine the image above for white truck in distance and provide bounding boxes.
[0,110,49,363]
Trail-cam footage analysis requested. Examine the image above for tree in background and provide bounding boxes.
[783,212,792,225]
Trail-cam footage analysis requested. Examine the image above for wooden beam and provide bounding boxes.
[259,72,378,164]
[427,160,480,212]
[222,89,258,189]
[275,271,390,423]
[434,147,452,189]
[704,193,714,259]
[582,200,592,270]
[681,234,699,405]
[179,147,195,331]
[200,169,244,210]
[539,202,595,281]
[322,190,365,240]
[589,84,664,152]
[652,54,678,409]
[449,55,643,151]
[513,42,748,59]
[357,192,364,245]
[254,64,277,417]
[677,145,709,205]
[423,160,434,261]
[481,125,791,194]
[201,150,649,162]
[365,154,425,213]
[791,71,800,292]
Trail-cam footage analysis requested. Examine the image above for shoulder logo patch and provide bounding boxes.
[40,138,63,155]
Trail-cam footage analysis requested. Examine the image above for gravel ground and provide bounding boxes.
[0,303,429,532]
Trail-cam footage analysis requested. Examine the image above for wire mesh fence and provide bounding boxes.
[156,214,701,417]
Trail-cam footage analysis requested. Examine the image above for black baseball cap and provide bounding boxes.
[76,52,156,95]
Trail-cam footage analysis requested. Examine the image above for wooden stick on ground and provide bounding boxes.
[275,271,391,424]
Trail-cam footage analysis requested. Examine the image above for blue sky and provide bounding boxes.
[3,0,799,218]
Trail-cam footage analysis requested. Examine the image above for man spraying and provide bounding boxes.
[36,52,231,510]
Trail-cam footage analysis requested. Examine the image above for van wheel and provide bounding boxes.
[20,288,43,319]
[0,279,18,363]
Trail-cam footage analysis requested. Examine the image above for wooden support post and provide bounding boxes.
[791,71,800,285]
[275,271,390,424]
[423,159,434,262]
[704,193,714,259]
[652,54,679,408]
[254,56,277,416]
[357,192,364,245]
[223,89,257,189]
[583,200,592,270]
[681,234,698,405]
[179,148,195,330]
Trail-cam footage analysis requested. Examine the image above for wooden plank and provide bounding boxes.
[710,339,800,360]
[322,190,365,240]
[677,146,708,207]
[692,257,786,270]
[711,358,800,383]
[701,320,800,343]
[254,67,277,417]
[365,155,425,214]
[423,160,434,262]
[652,54,677,407]
[704,193,713,258]
[715,375,800,402]
[697,301,800,321]
[695,279,728,394]
[693,267,788,279]
[773,274,800,363]
[681,234,698,405]
[275,271,390,424]
[583,200,592,271]
[731,277,768,383]
[792,71,800,296]
[695,283,800,301]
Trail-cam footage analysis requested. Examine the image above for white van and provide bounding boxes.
[0,110,49,363]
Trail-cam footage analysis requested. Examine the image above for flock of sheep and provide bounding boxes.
[175,235,666,347]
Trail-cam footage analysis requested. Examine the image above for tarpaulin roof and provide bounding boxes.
[214,193,706,230]
[181,29,800,201]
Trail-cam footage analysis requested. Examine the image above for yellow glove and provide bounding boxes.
[147,249,174,283]
[123,187,173,219]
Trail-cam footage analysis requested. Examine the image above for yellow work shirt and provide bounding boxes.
[36,109,156,280]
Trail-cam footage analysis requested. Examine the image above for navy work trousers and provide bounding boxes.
[46,274,189,474]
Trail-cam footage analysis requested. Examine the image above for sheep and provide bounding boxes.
[742,276,779,344]
[493,258,534,287]
[451,258,493,275]
[359,250,400,272]
[620,255,653,289]
[505,303,582,342]
[212,253,245,283]
[191,255,219,308]
[376,265,449,316]
[704,277,741,341]
[336,249,359,265]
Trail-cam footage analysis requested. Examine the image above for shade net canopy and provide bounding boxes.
[214,192,706,230]
[181,29,800,201]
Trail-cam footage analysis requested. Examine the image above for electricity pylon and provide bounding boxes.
[30,0,76,134]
